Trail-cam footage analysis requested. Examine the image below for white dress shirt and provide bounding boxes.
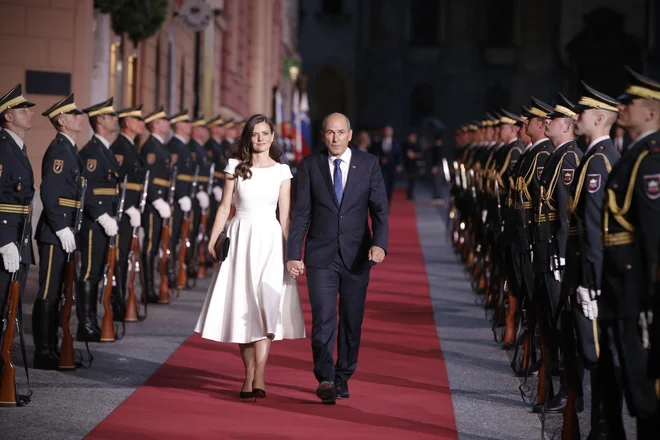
[152,133,165,144]
[382,137,392,154]
[60,132,76,147]
[174,134,188,144]
[329,147,351,190]
[4,128,24,150]
[121,132,135,145]
[586,135,611,154]
[95,133,110,149]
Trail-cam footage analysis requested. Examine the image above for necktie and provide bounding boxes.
[333,158,343,204]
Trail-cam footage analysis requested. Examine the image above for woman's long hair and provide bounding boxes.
[231,114,282,180]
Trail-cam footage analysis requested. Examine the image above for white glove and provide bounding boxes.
[196,191,210,209]
[530,251,534,263]
[577,286,598,319]
[152,198,171,219]
[212,186,223,202]
[55,228,76,253]
[96,213,118,237]
[0,242,19,273]
[481,209,488,224]
[125,206,141,228]
[550,256,565,282]
[178,196,192,213]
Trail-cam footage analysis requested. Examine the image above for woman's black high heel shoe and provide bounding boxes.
[239,390,255,399]
[253,380,266,399]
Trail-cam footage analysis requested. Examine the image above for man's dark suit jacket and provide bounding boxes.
[371,139,403,179]
[286,148,389,271]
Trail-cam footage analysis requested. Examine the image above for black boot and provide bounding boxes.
[32,300,59,370]
[50,300,60,358]
[143,254,159,303]
[76,281,101,342]
[111,267,126,322]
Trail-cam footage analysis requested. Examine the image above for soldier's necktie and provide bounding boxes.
[333,158,343,204]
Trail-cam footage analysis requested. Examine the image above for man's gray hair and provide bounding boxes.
[321,113,351,132]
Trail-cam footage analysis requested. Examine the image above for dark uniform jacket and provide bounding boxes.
[79,135,120,231]
[565,137,619,293]
[189,139,212,194]
[0,128,35,263]
[167,136,194,201]
[532,140,582,274]
[36,132,83,248]
[110,133,147,216]
[140,134,171,210]
[489,140,522,245]
[205,137,226,190]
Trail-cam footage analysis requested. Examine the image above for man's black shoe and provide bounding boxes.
[335,379,350,399]
[316,381,336,405]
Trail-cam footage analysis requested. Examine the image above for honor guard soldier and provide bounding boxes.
[33,93,84,368]
[77,98,120,342]
[140,107,172,303]
[205,116,227,239]
[166,110,193,288]
[0,85,36,366]
[187,117,211,281]
[110,105,146,319]
[532,93,582,414]
[566,81,621,439]
[600,67,660,439]
[222,120,237,162]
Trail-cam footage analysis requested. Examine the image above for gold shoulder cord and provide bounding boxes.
[605,149,650,233]
[568,154,599,215]
[521,150,550,201]
[544,150,581,211]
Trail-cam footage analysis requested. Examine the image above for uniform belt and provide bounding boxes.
[515,201,532,210]
[603,231,634,247]
[214,171,224,179]
[197,176,210,183]
[547,212,558,222]
[535,214,547,223]
[177,174,195,182]
[0,203,30,214]
[568,226,579,236]
[120,182,143,192]
[92,188,118,196]
[153,178,170,187]
[59,198,81,209]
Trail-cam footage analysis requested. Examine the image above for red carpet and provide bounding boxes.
[87,191,458,439]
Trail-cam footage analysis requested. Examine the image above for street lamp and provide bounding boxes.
[289,65,300,82]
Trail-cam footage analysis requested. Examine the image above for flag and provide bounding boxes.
[292,87,302,162]
[274,87,285,161]
[300,91,311,153]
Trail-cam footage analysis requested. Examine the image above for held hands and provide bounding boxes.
[212,186,223,202]
[196,191,210,209]
[96,213,118,237]
[0,242,20,273]
[55,227,76,253]
[368,246,386,264]
[152,198,171,219]
[576,286,599,319]
[125,206,141,228]
[286,260,305,279]
[178,196,192,213]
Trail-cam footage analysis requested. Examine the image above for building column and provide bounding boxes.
[249,0,268,114]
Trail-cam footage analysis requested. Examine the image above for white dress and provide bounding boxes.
[194,159,306,343]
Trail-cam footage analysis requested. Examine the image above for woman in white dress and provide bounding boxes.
[195,114,305,399]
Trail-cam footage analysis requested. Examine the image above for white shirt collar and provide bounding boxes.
[531,137,549,148]
[586,135,611,154]
[4,128,24,149]
[225,137,234,143]
[60,132,76,147]
[628,130,657,150]
[152,133,165,144]
[213,136,222,144]
[120,132,135,145]
[95,133,110,148]
[523,143,534,152]
[174,134,188,144]
[329,147,352,164]
[555,139,573,149]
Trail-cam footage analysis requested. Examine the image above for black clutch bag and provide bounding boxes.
[213,232,230,262]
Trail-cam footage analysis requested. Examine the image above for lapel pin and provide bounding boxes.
[352,165,356,169]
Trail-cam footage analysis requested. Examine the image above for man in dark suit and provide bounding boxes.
[372,125,402,204]
[286,113,389,405]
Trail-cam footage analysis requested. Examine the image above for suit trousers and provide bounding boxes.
[142,209,164,260]
[79,227,110,285]
[306,252,370,384]
[116,220,133,291]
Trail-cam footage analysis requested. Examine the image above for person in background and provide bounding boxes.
[354,130,371,152]
[372,125,402,205]
[403,132,421,201]
[429,135,446,205]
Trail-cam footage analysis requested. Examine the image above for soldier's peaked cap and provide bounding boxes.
[82,97,117,117]
[547,92,576,119]
[168,109,191,124]
[520,105,533,120]
[618,66,660,103]
[117,104,144,120]
[528,97,553,119]
[0,84,35,115]
[42,94,84,119]
[500,108,523,126]
[573,81,619,113]
[192,116,207,127]
[207,115,224,127]
[144,106,168,124]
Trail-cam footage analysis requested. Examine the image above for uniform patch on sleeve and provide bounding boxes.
[206,150,213,158]
[170,153,178,165]
[86,159,97,172]
[147,153,156,165]
[114,154,124,166]
[192,152,197,161]
[643,174,660,199]
[562,169,574,185]
[537,167,544,179]
[53,160,63,174]
[587,174,601,193]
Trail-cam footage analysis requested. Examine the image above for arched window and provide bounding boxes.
[410,84,435,126]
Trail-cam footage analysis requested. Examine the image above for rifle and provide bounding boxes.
[58,179,87,370]
[195,163,215,280]
[0,195,35,407]
[158,166,177,303]
[99,175,127,342]
[125,170,149,322]
[176,166,199,289]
